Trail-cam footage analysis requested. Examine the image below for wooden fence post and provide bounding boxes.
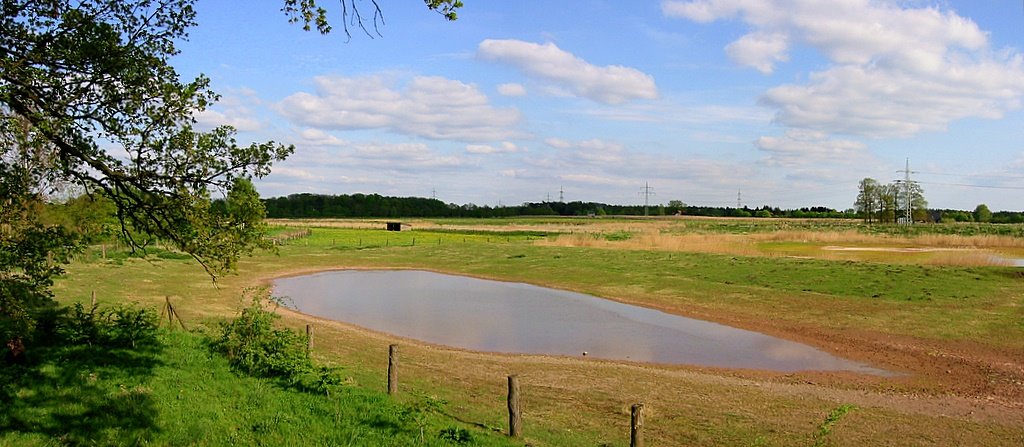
[306,324,313,355]
[507,375,522,438]
[387,344,398,395]
[630,403,644,447]
[91,290,96,307]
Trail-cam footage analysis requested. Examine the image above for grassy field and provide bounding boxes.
[0,329,519,446]
[26,217,1024,445]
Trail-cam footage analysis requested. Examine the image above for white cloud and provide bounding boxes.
[349,142,466,171]
[537,138,628,165]
[760,61,1024,137]
[497,83,527,97]
[499,169,524,178]
[294,128,347,147]
[663,0,1024,138]
[726,32,788,74]
[755,129,869,167]
[560,174,633,186]
[477,39,658,104]
[269,166,325,182]
[581,102,771,124]
[195,108,262,132]
[277,75,523,142]
[465,141,526,154]
[194,88,265,132]
[544,137,573,149]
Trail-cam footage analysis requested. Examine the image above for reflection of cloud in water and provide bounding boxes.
[276,270,888,374]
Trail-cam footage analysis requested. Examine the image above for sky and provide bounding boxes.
[173,0,1024,211]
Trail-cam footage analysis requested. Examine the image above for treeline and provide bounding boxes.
[262,193,859,219]
[932,208,1024,224]
[41,192,1024,225]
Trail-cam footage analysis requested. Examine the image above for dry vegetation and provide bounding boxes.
[539,227,1024,266]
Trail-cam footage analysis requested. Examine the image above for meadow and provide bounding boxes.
[19,216,1024,445]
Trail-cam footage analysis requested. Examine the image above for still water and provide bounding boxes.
[274,270,886,374]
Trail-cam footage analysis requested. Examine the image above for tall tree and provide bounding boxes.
[974,204,992,223]
[1,0,462,360]
[854,178,880,223]
[876,183,899,224]
[906,181,928,223]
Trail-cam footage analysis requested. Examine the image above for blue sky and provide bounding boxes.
[174,0,1024,211]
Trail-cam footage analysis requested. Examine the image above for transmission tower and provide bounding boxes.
[638,182,656,216]
[895,158,918,225]
[559,185,564,203]
[737,189,742,208]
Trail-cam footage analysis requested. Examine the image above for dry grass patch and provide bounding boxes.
[539,229,1023,266]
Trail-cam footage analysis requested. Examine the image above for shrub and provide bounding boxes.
[438,427,474,444]
[105,304,160,348]
[211,298,315,384]
[58,302,102,346]
[55,302,159,349]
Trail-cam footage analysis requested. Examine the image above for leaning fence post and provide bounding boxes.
[90,290,96,307]
[507,375,522,438]
[387,344,399,395]
[630,403,645,447]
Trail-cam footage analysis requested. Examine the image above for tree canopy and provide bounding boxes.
[1,0,462,360]
[974,204,992,223]
[854,177,927,224]
[283,0,463,37]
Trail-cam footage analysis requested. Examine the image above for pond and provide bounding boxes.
[274,270,887,374]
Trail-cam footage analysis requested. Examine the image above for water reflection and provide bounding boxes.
[990,256,1024,267]
[274,270,887,374]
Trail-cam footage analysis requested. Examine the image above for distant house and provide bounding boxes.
[386,222,402,231]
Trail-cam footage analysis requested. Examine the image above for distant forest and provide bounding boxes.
[263,193,852,219]
[263,193,1024,223]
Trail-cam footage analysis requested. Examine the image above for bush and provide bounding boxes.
[105,304,160,348]
[55,302,159,349]
[210,297,345,394]
[438,427,474,444]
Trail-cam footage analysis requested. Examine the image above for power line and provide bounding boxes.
[916,171,1024,180]
[917,180,1024,190]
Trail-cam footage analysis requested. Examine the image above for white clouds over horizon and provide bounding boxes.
[756,129,870,168]
[180,1,1024,210]
[663,0,1024,139]
[276,74,523,142]
[477,39,659,105]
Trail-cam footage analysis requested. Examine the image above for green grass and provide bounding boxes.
[0,329,515,446]
[38,221,1024,445]
[62,224,1024,350]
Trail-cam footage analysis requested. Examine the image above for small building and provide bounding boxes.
[386,222,402,232]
